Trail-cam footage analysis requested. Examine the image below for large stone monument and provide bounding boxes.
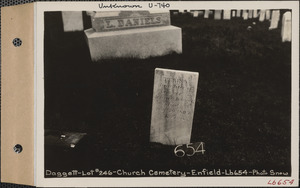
[84,11,182,61]
[150,68,199,145]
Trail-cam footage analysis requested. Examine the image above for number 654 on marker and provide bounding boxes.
[174,142,205,157]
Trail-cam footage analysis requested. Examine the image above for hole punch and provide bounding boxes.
[13,144,23,153]
[12,38,22,47]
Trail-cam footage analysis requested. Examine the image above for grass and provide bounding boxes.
[44,12,291,176]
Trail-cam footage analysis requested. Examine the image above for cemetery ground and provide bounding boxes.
[44,13,291,176]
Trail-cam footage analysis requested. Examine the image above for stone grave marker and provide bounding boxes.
[84,11,182,61]
[242,10,248,20]
[62,11,84,32]
[232,11,236,17]
[223,10,231,20]
[248,10,253,19]
[269,10,280,30]
[214,10,222,20]
[259,10,266,22]
[253,10,258,18]
[204,10,210,18]
[281,11,292,42]
[266,10,271,20]
[193,11,199,17]
[150,68,199,145]
[236,10,241,17]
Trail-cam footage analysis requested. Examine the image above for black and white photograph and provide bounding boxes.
[35,1,299,187]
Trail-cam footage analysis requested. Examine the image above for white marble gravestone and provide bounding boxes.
[84,11,182,61]
[236,10,241,17]
[269,10,280,30]
[248,10,253,19]
[265,10,271,20]
[204,10,210,18]
[150,68,199,145]
[281,12,292,42]
[253,10,258,18]
[214,10,222,20]
[223,10,231,20]
[259,10,266,22]
[62,11,84,32]
[242,10,248,20]
[232,11,236,17]
[193,11,199,17]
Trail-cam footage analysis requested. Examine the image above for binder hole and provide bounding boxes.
[13,144,23,153]
[13,38,22,47]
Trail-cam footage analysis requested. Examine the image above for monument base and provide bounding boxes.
[84,26,182,61]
